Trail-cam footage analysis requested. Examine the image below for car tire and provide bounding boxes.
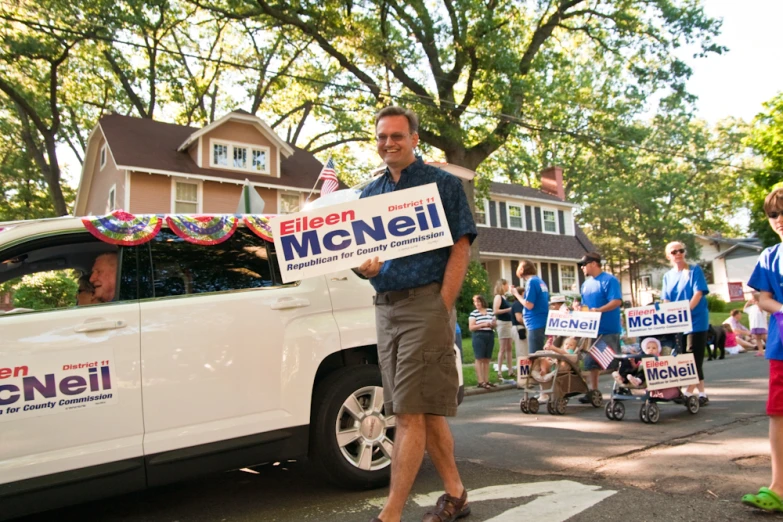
[309,365,393,490]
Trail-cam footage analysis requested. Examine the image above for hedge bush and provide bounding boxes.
[456,261,491,337]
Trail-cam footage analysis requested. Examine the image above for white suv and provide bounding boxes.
[0,216,464,519]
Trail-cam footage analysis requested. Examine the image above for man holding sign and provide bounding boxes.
[578,252,623,403]
[358,107,477,522]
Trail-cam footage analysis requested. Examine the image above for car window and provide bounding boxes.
[149,228,278,298]
[0,234,136,316]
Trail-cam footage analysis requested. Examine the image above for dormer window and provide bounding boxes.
[210,139,270,174]
[543,209,558,233]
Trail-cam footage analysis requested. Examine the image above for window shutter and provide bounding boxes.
[511,261,520,287]
[551,263,560,293]
[578,267,586,288]
[558,210,566,235]
[525,205,533,231]
[500,202,508,228]
[540,262,550,289]
[489,200,497,227]
[535,207,542,232]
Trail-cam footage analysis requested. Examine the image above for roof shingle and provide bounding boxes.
[99,113,342,190]
[478,225,595,260]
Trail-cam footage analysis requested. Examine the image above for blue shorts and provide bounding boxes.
[583,333,621,371]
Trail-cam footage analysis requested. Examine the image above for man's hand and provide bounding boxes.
[358,257,383,278]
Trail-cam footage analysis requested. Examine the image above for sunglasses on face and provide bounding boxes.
[669,248,686,255]
[768,211,782,219]
[375,133,411,143]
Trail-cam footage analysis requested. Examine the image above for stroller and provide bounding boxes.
[519,340,602,415]
[605,336,700,423]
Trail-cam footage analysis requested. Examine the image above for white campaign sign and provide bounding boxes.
[626,301,692,337]
[516,356,532,388]
[0,348,118,423]
[271,183,452,283]
[544,310,601,338]
[641,353,699,391]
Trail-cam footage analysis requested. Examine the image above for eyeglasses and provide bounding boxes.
[768,211,782,219]
[669,248,686,255]
[375,133,411,143]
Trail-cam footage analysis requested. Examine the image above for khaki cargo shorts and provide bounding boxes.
[374,282,458,416]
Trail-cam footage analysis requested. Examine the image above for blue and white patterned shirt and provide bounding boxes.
[360,158,477,293]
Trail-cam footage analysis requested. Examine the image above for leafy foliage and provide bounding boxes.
[1,271,78,311]
[456,261,491,337]
[747,93,783,246]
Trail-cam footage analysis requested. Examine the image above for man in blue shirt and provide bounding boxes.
[358,106,477,522]
[578,252,623,403]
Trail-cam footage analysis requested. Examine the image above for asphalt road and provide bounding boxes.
[16,353,783,521]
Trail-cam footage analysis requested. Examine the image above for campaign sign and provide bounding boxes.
[0,348,118,422]
[626,301,692,337]
[517,357,532,387]
[271,183,452,283]
[641,353,699,391]
[545,311,601,338]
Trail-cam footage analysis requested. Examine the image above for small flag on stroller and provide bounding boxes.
[588,337,615,370]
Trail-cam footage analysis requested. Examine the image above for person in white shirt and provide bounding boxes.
[746,293,769,355]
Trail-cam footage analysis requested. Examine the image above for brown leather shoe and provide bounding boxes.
[421,489,470,521]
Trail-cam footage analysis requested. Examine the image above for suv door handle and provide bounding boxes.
[271,297,311,310]
[74,320,127,333]
[330,276,348,281]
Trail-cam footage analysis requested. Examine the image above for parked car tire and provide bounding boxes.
[309,365,394,489]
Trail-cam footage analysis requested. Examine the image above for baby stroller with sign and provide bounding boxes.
[605,336,700,424]
[519,340,601,415]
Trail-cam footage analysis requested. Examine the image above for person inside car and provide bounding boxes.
[76,274,100,306]
[89,252,118,303]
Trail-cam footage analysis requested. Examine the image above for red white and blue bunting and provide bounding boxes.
[243,215,274,242]
[82,211,163,246]
[80,211,275,246]
[166,215,238,245]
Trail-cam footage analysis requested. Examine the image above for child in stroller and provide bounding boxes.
[605,336,700,423]
[520,337,601,415]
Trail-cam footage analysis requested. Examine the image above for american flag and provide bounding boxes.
[588,337,615,370]
[318,157,339,195]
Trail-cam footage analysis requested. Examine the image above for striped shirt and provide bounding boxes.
[470,309,495,331]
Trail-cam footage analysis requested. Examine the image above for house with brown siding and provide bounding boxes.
[478,167,597,296]
[75,111,337,217]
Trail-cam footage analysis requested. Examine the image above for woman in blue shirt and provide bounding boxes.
[513,260,550,354]
[661,241,710,406]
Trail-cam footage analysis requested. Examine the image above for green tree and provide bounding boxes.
[747,93,783,246]
[456,261,491,336]
[1,271,78,310]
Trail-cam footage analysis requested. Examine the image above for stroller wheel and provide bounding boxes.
[640,403,649,423]
[555,398,567,415]
[519,398,528,413]
[589,389,603,408]
[605,401,615,420]
[612,401,625,421]
[528,397,539,414]
[686,394,700,414]
[546,400,555,415]
[647,402,660,424]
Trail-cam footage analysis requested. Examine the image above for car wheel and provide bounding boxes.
[310,365,393,489]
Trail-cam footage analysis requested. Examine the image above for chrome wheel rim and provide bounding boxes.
[335,385,395,471]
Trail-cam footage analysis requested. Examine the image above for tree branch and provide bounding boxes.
[309,136,371,154]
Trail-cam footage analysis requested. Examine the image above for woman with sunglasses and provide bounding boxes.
[661,241,711,406]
